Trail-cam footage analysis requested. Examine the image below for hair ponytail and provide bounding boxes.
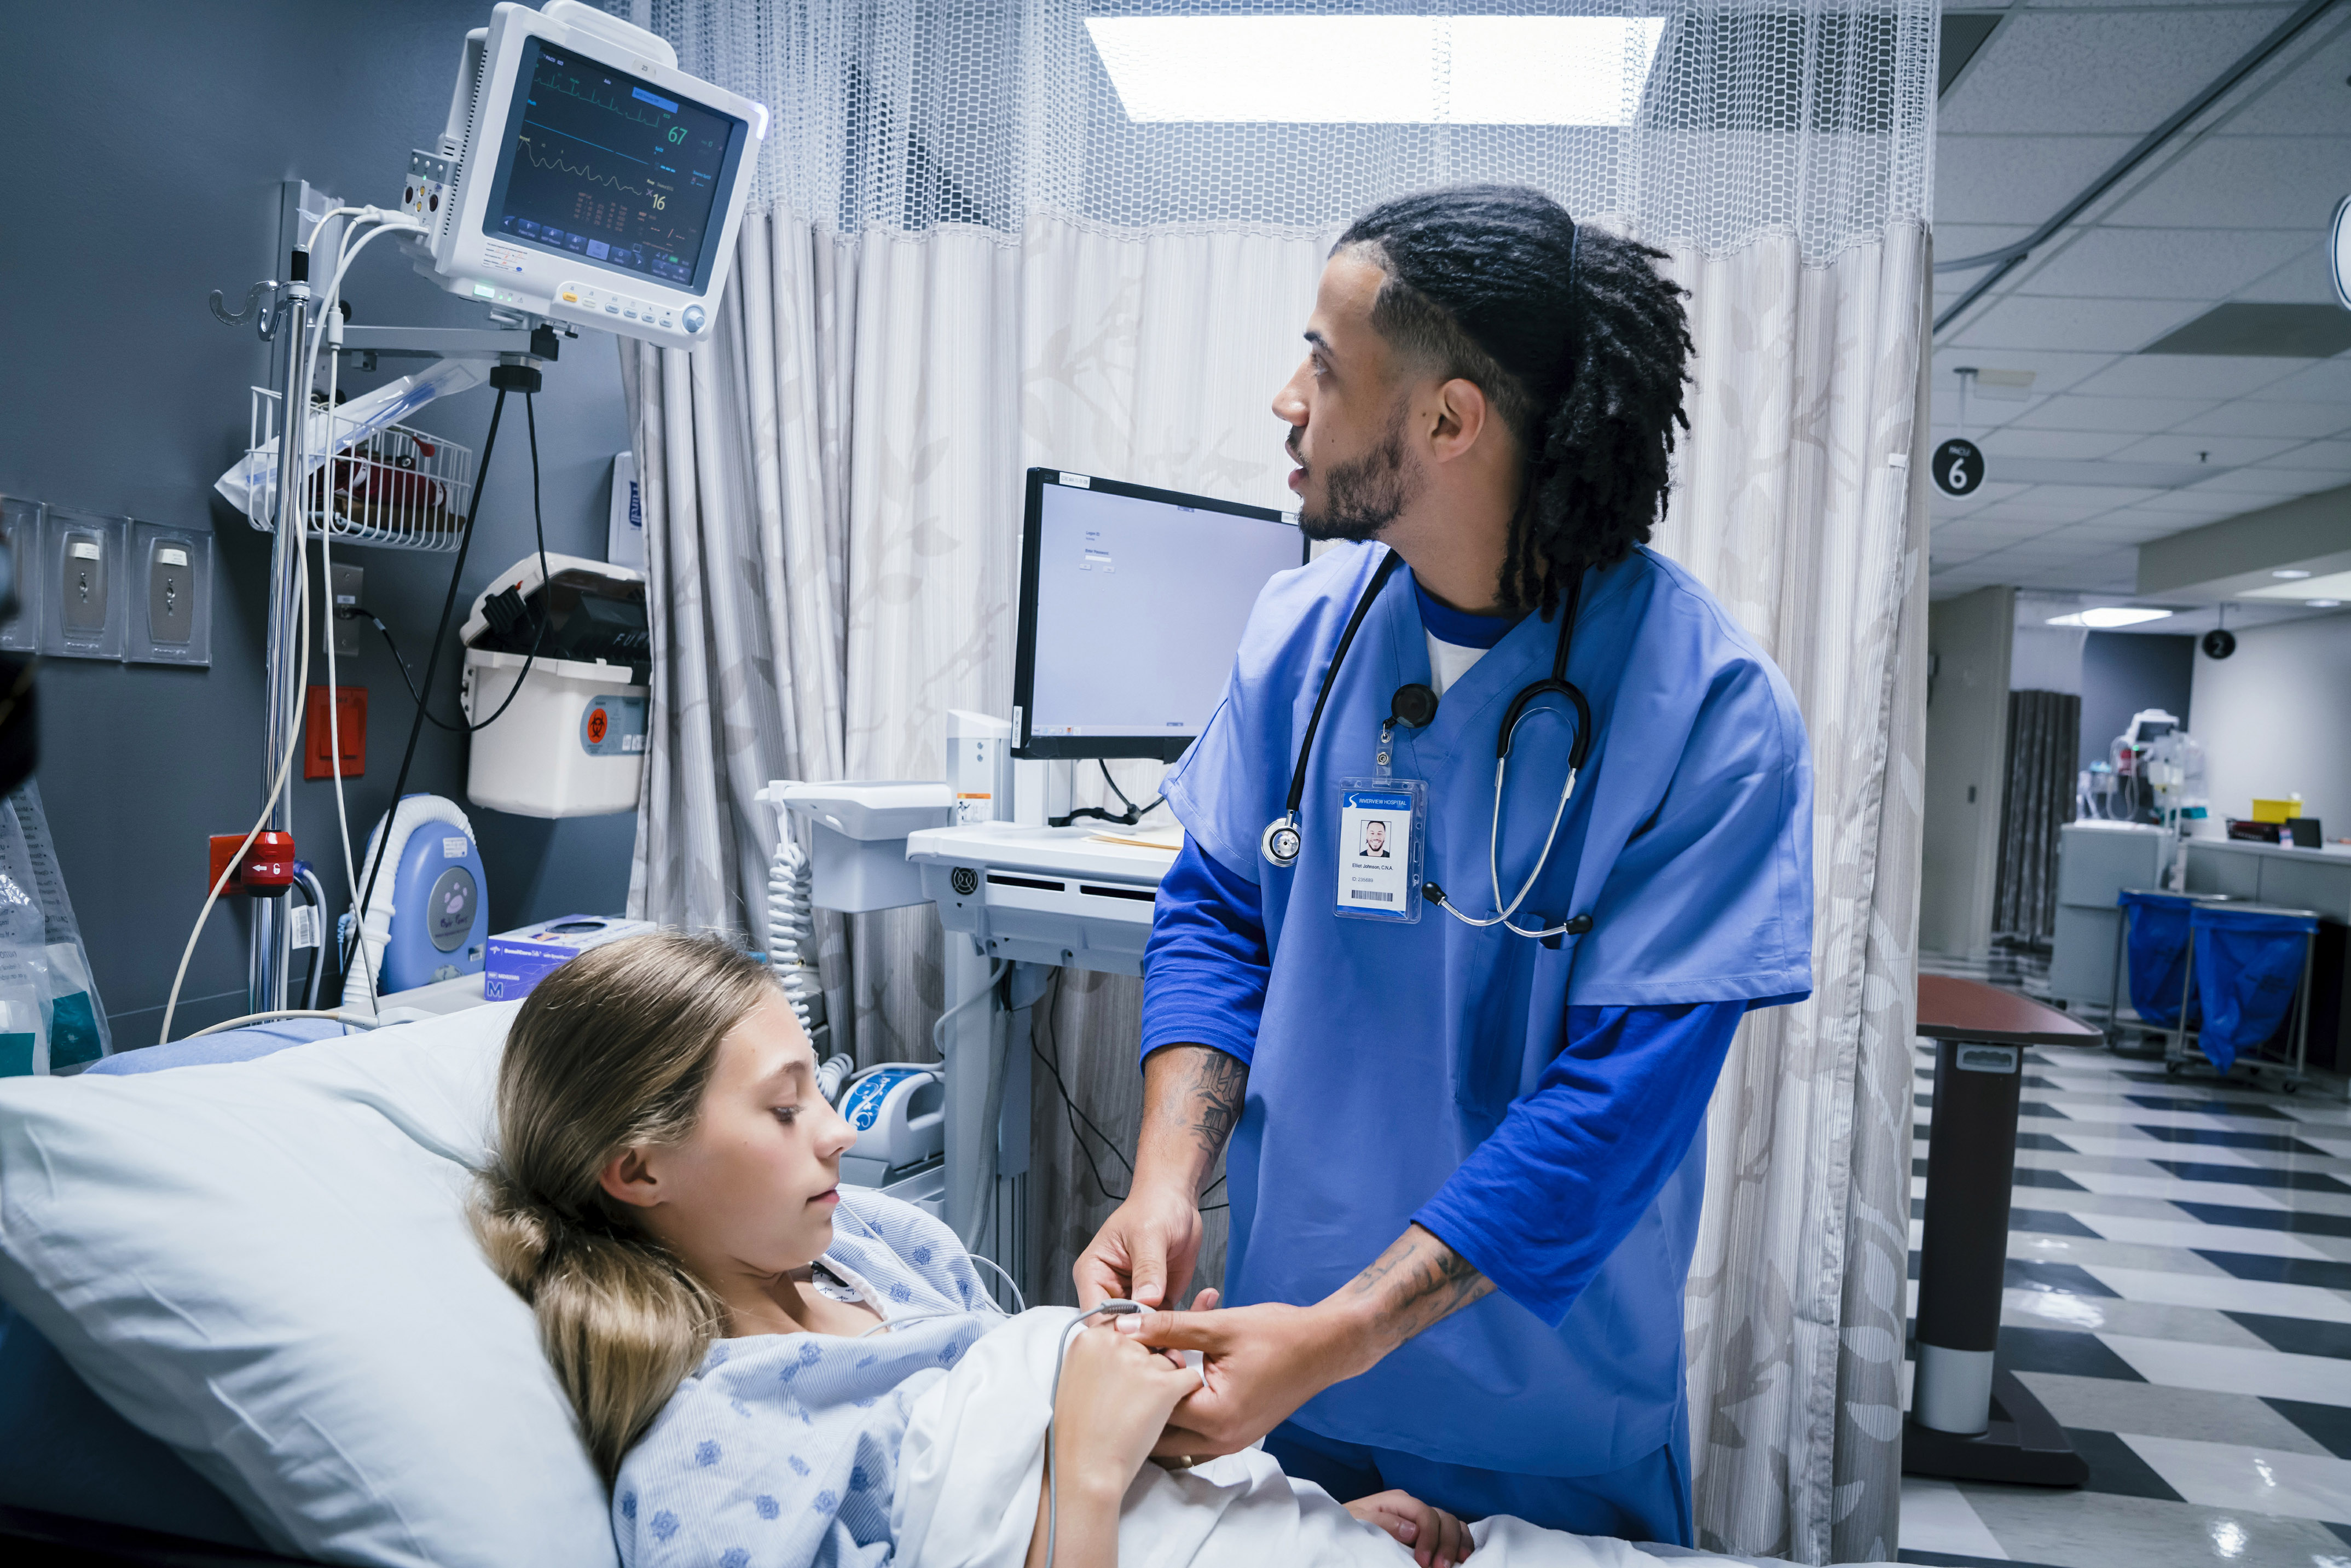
[1508,226,1693,615]
[468,932,779,1483]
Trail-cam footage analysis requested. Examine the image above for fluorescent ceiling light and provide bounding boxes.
[1085,15,1665,125]
[2243,567,2351,601]
[2272,568,2313,579]
[2046,607,2173,628]
[2310,599,2343,609]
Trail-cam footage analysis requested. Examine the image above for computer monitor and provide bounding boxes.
[1013,469,1306,762]
[414,1,766,350]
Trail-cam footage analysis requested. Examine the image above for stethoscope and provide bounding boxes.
[1259,550,1596,940]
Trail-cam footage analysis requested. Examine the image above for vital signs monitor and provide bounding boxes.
[410,1,767,350]
[1012,469,1306,762]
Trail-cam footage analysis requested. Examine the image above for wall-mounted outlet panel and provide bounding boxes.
[40,507,128,661]
[0,497,42,654]
[128,522,213,667]
[330,563,364,658]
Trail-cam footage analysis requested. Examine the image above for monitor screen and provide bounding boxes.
[484,38,745,291]
[1015,471,1305,760]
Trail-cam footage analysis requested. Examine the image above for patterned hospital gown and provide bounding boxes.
[613,1190,1003,1568]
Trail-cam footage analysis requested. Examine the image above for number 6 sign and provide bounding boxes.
[1932,437,1985,498]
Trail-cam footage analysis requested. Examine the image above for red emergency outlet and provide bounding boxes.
[305,686,367,780]
[209,831,297,899]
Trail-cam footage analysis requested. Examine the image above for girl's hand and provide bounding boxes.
[1346,1489,1473,1568]
[1053,1319,1205,1495]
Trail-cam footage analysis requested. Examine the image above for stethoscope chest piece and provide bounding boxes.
[1261,814,1303,868]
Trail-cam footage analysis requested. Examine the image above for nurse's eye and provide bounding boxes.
[772,1104,801,1126]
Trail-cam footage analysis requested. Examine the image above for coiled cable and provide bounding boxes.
[766,825,819,1034]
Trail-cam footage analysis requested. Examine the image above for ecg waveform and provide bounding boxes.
[537,67,676,130]
[519,136,649,198]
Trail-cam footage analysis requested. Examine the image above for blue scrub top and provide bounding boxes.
[1151,542,1813,1478]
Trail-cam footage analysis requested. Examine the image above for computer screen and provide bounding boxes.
[1014,470,1306,760]
[481,38,745,292]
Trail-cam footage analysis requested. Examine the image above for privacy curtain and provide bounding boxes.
[1993,691,2080,943]
[607,3,1936,1558]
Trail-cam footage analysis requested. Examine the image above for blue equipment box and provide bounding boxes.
[482,915,656,1002]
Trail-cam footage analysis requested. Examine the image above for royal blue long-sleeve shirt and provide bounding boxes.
[1140,836,1754,1327]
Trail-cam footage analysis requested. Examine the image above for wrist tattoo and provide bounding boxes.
[1347,1226,1495,1347]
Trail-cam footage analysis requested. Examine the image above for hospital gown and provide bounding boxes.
[612,1191,1001,1568]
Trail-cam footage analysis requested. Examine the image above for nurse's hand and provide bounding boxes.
[1073,1178,1203,1310]
[1127,1299,1369,1459]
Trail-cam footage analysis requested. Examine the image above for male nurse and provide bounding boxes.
[1074,185,1814,1548]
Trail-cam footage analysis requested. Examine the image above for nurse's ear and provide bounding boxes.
[1425,376,1497,467]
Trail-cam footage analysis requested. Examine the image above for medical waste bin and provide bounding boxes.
[458,553,649,818]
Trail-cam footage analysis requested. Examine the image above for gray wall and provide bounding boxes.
[1921,587,2014,957]
[0,1,640,1040]
[2189,613,2351,837]
[2080,631,2194,784]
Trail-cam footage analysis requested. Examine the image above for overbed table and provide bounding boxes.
[1902,974,2101,1486]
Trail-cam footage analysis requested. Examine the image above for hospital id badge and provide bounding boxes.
[1333,777,1425,923]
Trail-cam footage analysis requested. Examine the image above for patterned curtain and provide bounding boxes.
[1993,691,2081,942]
[609,2,1935,1558]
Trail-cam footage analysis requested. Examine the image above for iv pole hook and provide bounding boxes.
[210,280,283,339]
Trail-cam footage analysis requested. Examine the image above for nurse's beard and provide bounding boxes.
[1298,409,1422,542]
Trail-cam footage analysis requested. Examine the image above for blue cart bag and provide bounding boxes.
[2190,905,2315,1072]
[2118,890,2198,1030]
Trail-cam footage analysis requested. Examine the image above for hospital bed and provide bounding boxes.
[0,1014,1796,1568]
[0,1023,339,1565]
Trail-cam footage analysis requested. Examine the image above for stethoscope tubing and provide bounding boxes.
[1262,551,1596,938]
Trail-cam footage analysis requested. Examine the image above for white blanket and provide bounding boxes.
[894,1309,1747,1568]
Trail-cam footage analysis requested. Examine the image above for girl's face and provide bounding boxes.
[602,997,859,1289]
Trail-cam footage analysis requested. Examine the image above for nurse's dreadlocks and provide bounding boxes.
[1334,185,1694,617]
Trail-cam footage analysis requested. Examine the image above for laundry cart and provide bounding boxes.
[2163,900,2321,1093]
[2110,888,2230,1055]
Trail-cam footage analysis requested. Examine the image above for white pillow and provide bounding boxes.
[0,1003,618,1568]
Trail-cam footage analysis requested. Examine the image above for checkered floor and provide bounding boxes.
[1900,949,2351,1567]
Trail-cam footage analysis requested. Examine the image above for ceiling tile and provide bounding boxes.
[1978,426,2139,460]
[2213,23,2351,136]
[2066,518,2182,544]
[2252,358,2351,402]
[1947,295,2202,353]
[1970,496,2125,524]
[1936,135,2142,227]
[2004,396,2219,433]
[2104,136,2351,230]
[2101,433,2303,466]
[2234,243,2338,306]
[1939,8,2301,136]
[2181,466,2340,497]
[2012,227,2317,301]
[2023,485,2166,511]
[2167,400,2351,439]
[2126,491,2257,519]
[2267,439,2351,473]
[2065,355,2303,399]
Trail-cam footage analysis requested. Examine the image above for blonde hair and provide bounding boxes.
[470,931,781,1483]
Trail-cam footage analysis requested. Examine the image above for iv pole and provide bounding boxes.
[252,258,311,1015]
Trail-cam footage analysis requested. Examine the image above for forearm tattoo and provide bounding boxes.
[1344,1227,1496,1349]
[1174,1047,1249,1158]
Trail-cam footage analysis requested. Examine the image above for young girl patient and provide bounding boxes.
[471,933,1473,1568]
